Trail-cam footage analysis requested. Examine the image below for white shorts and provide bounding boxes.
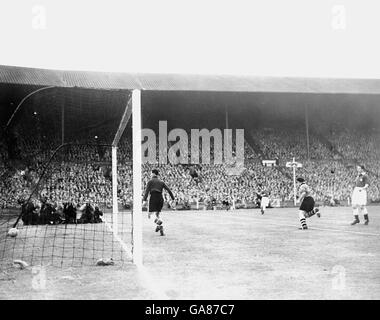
[261,197,269,208]
[352,187,367,206]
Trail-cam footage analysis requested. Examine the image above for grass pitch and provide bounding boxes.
[1,206,379,299]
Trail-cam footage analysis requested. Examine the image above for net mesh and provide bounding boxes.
[0,87,133,269]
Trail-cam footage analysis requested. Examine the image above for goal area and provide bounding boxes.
[0,87,143,269]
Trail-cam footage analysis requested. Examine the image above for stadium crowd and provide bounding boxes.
[1,127,380,211]
[251,128,336,161]
[328,129,380,160]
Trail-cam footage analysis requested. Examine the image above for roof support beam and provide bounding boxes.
[112,93,132,147]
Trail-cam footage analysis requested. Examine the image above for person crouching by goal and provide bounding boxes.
[296,177,321,230]
[143,169,175,236]
[351,165,370,225]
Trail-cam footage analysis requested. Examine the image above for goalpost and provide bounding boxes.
[1,86,140,268]
[111,89,142,266]
[131,90,143,266]
[0,82,146,269]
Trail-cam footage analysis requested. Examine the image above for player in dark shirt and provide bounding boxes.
[143,169,175,236]
[222,194,231,211]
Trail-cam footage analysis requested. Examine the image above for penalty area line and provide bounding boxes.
[103,220,132,260]
[246,217,380,237]
[104,219,170,300]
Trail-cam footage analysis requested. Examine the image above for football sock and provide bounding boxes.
[300,217,307,229]
[305,209,316,218]
[352,215,360,223]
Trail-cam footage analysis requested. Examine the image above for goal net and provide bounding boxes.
[0,86,134,269]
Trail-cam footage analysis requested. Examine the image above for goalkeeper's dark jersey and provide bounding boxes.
[143,177,174,201]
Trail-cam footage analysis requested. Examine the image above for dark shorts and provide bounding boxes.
[149,191,164,213]
[299,196,315,212]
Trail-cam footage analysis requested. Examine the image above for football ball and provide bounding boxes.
[7,228,19,237]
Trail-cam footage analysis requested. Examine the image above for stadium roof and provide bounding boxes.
[1,64,380,94]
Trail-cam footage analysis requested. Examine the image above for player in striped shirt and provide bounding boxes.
[296,177,321,230]
[351,165,370,225]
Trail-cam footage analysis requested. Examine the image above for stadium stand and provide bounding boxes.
[1,124,380,212]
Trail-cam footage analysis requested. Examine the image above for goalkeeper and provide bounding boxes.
[143,169,175,236]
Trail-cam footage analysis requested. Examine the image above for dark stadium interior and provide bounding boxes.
[2,84,380,134]
[142,90,380,130]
